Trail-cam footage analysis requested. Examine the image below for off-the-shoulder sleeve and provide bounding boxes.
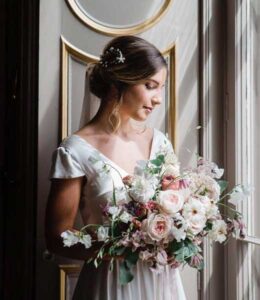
[49,146,85,179]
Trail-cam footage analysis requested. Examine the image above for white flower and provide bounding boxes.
[228,184,253,205]
[162,164,180,177]
[108,206,120,218]
[129,175,157,203]
[108,187,130,205]
[139,250,153,261]
[198,195,219,218]
[97,226,109,241]
[119,211,132,223]
[79,234,92,249]
[188,172,220,202]
[157,190,184,214]
[197,158,224,179]
[142,213,172,242]
[208,219,227,243]
[171,226,186,242]
[60,230,80,247]
[164,151,179,166]
[183,197,207,234]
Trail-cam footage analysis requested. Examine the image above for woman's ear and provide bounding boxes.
[108,84,120,101]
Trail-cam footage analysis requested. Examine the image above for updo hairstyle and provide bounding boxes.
[89,35,167,101]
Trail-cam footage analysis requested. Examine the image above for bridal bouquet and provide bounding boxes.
[61,141,249,284]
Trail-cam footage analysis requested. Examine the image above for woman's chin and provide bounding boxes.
[132,115,149,122]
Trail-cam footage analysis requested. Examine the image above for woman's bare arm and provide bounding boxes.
[45,177,102,261]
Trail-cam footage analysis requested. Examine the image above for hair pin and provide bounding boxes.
[100,47,125,68]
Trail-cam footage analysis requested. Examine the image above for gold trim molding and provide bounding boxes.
[61,36,98,140]
[59,264,81,300]
[61,36,177,149]
[66,0,173,36]
[162,43,177,152]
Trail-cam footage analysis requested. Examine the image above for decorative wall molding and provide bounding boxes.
[61,36,98,140]
[66,0,173,36]
[59,264,81,300]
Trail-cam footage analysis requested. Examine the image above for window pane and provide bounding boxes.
[248,0,260,238]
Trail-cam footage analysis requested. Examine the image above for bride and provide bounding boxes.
[45,35,186,300]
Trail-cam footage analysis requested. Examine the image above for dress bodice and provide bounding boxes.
[49,129,173,225]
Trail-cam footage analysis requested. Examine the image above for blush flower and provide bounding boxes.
[142,213,172,242]
[157,190,184,215]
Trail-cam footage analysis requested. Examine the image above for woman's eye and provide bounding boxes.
[145,83,156,90]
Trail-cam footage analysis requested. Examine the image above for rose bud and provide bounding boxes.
[122,175,133,186]
[161,175,180,191]
[146,200,158,211]
[189,253,203,268]
[132,218,142,229]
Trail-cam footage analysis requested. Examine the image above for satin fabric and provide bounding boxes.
[49,128,187,300]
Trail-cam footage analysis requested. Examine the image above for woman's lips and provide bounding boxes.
[143,106,153,113]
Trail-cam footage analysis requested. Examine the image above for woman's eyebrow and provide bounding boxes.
[148,79,159,85]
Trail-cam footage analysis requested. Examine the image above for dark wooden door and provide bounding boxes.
[0,1,39,299]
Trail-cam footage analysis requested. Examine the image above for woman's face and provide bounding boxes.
[119,67,167,121]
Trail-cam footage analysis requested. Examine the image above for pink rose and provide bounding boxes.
[157,190,184,215]
[161,175,180,191]
[142,213,172,242]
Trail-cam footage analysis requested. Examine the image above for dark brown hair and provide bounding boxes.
[89,35,167,100]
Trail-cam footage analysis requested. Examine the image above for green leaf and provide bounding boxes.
[124,249,139,268]
[119,261,134,285]
[204,222,213,231]
[168,240,184,254]
[218,180,228,195]
[113,246,126,256]
[150,154,164,167]
[112,180,116,205]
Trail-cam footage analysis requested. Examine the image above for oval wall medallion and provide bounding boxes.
[66,0,173,36]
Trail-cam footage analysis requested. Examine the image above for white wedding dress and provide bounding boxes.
[49,128,187,300]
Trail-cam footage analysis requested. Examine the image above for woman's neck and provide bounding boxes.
[88,100,134,136]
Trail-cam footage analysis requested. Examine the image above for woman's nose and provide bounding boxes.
[151,94,162,106]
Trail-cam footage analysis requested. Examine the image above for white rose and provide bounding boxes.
[97,226,109,241]
[142,213,172,242]
[208,219,227,243]
[157,190,184,215]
